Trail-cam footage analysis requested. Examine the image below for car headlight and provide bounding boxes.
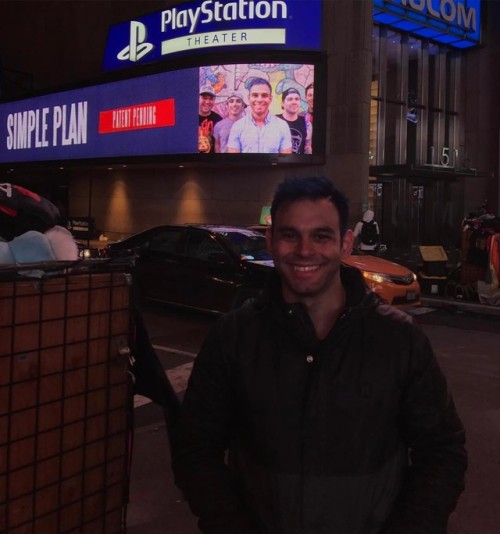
[362,271,392,284]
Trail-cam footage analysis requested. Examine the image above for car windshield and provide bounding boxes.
[215,230,272,261]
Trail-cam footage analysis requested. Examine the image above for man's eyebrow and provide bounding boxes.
[275,226,335,234]
[311,227,335,234]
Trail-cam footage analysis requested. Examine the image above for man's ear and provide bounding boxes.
[341,229,354,257]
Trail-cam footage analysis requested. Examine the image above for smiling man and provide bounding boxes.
[304,82,314,124]
[226,77,292,153]
[213,90,246,153]
[173,176,467,534]
[277,87,312,154]
[198,85,222,153]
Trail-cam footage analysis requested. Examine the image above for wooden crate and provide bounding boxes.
[419,246,448,277]
[0,269,131,533]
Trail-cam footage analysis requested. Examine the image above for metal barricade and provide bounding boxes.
[0,260,133,533]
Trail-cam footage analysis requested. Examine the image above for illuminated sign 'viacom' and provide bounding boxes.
[373,0,481,49]
[103,0,322,72]
[401,0,476,30]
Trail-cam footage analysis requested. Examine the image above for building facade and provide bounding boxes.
[0,0,498,249]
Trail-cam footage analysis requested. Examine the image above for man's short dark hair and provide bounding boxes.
[271,176,349,238]
[247,77,272,93]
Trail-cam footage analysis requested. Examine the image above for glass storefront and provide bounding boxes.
[370,26,465,249]
[370,26,461,168]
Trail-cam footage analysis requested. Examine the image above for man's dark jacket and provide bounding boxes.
[172,266,467,534]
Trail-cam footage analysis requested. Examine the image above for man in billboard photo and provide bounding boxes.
[277,87,312,154]
[226,77,292,154]
[172,176,467,534]
[304,82,314,125]
[198,85,222,154]
[213,91,246,153]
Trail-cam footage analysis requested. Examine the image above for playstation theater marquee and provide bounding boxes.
[103,0,322,71]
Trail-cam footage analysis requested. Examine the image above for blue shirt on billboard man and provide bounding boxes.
[227,78,292,154]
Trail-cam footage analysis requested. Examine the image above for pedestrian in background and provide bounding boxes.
[354,208,380,251]
[172,176,467,534]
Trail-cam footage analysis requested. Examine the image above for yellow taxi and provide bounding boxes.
[343,251,420,307]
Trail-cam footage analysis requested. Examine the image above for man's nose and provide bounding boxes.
[295,237,314,256]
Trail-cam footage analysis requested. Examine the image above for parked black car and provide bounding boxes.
[103,225,273,314]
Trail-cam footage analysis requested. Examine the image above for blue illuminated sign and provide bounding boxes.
[0,61,318,163]
[0,69,199,163]
[373,0,481,48]
[103,0,322,72]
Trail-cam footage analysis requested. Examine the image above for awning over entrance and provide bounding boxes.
[370,164,487,180]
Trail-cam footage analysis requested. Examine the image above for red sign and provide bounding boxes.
[99,98,175,133]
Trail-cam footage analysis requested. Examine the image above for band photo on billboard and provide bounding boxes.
[198,62,315,155]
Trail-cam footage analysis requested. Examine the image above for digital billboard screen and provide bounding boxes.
[198,62,315,155]
[0,57,323,165]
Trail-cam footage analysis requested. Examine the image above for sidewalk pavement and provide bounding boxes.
[126,406,200,534]
[420,294,500,316]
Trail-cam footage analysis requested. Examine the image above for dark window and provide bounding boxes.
[148,229,183,254]
[185,231,226,260]
[372,26,461,167]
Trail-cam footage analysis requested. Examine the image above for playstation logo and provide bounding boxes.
[117,21,153,62]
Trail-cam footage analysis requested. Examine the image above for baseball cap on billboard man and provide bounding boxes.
[281,87,301,101]
[199,85,216,97]
[227,90,246,106]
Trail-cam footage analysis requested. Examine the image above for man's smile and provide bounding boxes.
[292,264,320,272]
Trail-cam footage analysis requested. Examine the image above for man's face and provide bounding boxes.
[267,198,353,304]
[227,97,244,119]
[248,83,272,119]
[306,87,314,112]
[282,92,301,117]
[199,94,215,116]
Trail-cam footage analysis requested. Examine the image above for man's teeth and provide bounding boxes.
[294,265,319,272]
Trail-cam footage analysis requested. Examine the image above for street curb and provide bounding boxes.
[421,296,500,317]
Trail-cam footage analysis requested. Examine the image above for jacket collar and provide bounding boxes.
[255,264,380,318]
[252,265,379,350]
